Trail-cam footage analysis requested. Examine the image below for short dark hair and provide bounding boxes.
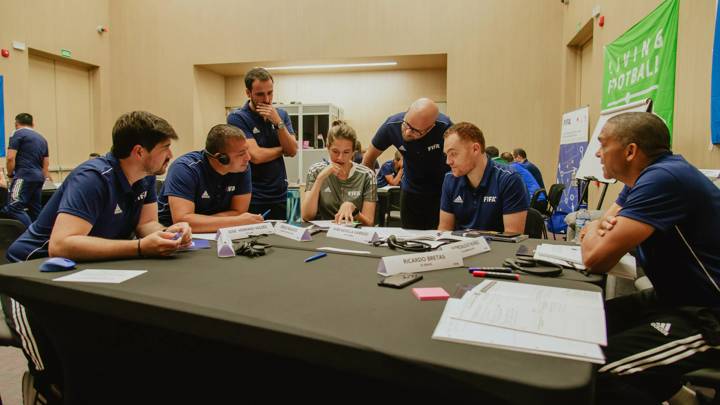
[244,67,274,90]
[444,122,485,152]
[500,152,514,163]
[605,112,671,160]
[512,148,526,159]
[206,124,246,154]
[89,152,101,158]
[327,120,357,147]
[15,113,33,126]
[111,111,178,159]
[485,146,499,158]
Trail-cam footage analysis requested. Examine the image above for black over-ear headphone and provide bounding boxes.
[203,149,230,165]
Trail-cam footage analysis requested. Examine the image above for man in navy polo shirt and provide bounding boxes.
[512,147,545,189]
[437,122,528,233]
[581,112,720,405]
[376,150,403,188]
[1,113,50,226]
[227,67,297,220]
[362,98,452,230]
[158,124,263,232]
[3,111,191,403]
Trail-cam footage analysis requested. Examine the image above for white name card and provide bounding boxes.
[217,233,235,258]
[216,222,275,241]
[377,251,464,276]
[326,225,379,244]
[440,237,491,258]
[274,222,312,242]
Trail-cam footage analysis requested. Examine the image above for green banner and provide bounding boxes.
[602,0,679,138]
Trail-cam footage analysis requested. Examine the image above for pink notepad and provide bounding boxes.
[412,287,449,301]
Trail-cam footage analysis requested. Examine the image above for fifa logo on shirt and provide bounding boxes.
[483,196,497,203]
[427,144,440,152]
[226,186,236,192]
[136,191,147,201]
[347,190,361,198]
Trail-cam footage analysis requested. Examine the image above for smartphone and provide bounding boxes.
[497,232,521,238]
[378,273,423,289]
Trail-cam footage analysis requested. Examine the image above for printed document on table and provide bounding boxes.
[432,299,605,364]
[454,281,606,345]
[535,243,636,279]
[54,269,147,283]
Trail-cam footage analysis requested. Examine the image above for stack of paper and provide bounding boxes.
[432,281,606,363]
[534,243,637,279]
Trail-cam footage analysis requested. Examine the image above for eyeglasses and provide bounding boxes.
[401,121,435,137]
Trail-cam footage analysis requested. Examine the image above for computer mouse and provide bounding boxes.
[39,257,77,272]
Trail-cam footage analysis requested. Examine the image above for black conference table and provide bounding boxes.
[0,234,601,404]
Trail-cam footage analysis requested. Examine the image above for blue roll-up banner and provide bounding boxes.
[0,75,5,157]
[712,1,720,144]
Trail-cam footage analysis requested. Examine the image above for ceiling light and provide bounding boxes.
[265,62,397,71]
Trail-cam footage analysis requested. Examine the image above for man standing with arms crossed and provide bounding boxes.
[2,113,50,226]
[227,67,297,219]
[363,98,452,229]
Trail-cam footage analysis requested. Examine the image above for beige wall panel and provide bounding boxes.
[27,55,59,169]
[562,0,720,211]
[2,0,111,165]
[55,62,92,171]
[193,67,227,150]
[108,0,564,183]
[225,69,447,162]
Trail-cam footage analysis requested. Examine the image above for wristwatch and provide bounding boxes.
[276,121,286,130]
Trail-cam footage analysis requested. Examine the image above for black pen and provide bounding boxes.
[472,271,520,281]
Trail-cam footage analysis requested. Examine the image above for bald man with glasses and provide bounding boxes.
[363,98,453,229]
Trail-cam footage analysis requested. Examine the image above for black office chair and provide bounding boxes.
[530,188,548,214]
[524,208,547,239]
[545,183,566,240]
[385,188,401,227]
[0,219,26,263]
[0,218,26,347]
[155,178,165,195]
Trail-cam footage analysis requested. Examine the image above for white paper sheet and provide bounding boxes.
[454,281,606,345]
[535,243,637,279]
[432,299,605,364]
[317,247,372,254]
[54,269,147,284]
[192,233,217,241]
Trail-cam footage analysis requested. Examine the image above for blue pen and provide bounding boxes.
[172,232,182,240]
[261,209,272,219]
[304,252,327,263]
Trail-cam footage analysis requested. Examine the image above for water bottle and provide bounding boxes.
[574,203,591,243]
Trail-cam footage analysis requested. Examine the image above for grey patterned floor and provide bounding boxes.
[0,346,26,405]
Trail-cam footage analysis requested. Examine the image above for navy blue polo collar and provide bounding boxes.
[461,158,494,194]
[199,152,227,180]
[105,153,133,195]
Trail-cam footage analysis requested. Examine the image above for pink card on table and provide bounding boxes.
[412,287,449,301]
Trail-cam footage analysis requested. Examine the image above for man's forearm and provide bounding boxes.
[251,146,283,164]
[136,221,165,238]
[49,235,138,261]
[277,128,297,156]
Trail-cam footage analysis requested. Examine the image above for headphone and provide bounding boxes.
[203,149,230,165]
[385,235,433,252]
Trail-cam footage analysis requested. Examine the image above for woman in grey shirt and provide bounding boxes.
[301,121,377,225]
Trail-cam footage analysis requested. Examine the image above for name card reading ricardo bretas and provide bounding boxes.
[377,251,464,276]
[440,237,491,258]
[326,224,380,244]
